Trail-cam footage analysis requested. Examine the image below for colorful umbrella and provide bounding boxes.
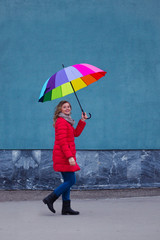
[39,63,107,119]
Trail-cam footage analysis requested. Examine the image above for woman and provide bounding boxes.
[43,100,87,215]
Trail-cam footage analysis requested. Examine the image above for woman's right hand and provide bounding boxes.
[68,157,76,166]
[81,112,88,121]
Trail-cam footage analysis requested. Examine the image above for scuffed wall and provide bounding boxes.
[0,150,160,190]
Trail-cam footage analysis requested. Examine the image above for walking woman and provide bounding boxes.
[43,100,87,215]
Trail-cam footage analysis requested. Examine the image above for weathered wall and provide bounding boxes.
[0,150,160,190]
[0,0,160,150]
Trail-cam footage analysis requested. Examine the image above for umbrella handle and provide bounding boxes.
[83,112,91,120]
[86,113,91,119]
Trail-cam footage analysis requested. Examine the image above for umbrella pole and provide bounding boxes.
[62,64,91,119]
[70,82,84,113]
[70,81,91,119]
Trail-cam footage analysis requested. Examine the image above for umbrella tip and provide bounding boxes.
[62,64,65,68]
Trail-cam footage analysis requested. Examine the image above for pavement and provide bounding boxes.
[0,192,160,240]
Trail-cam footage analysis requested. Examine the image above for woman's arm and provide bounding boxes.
[74,112,87,137]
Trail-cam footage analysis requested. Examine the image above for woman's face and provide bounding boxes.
[61,102,71,115]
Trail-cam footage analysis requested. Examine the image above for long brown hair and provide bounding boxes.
[53,101,72,127]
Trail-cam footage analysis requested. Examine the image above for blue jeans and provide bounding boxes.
[54,172,76,201]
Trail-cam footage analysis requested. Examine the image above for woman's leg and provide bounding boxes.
[54,172,76,199]
[61,172,76,201]
[43,172,78,215]
[58,172,79,215]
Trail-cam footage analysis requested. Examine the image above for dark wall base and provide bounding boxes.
[0,150,160,190]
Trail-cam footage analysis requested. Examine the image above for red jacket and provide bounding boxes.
[53,117,86,172]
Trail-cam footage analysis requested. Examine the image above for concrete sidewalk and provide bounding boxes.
[0,196,160,240]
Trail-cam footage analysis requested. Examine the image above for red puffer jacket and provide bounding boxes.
[53,117,86,172]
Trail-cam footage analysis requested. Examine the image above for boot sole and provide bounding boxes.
[62,212,80,215]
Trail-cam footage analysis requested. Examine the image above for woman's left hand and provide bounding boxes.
[81,112,88,121]
[68,157,76,166]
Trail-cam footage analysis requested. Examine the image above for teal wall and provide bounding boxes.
[0,0,160,150]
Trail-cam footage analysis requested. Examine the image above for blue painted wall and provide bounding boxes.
[0,0,160,149]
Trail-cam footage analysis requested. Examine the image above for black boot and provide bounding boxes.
[43,192,59,213]
[62,200,79,215]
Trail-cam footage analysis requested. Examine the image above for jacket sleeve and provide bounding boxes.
[74,120,86,137]
[55,119,73,159]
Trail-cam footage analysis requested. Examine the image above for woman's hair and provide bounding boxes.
[53,100,72,127]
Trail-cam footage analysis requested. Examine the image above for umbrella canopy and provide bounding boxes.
[39,63,107,103]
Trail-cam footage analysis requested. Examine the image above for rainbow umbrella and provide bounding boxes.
[39,63,107,119]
